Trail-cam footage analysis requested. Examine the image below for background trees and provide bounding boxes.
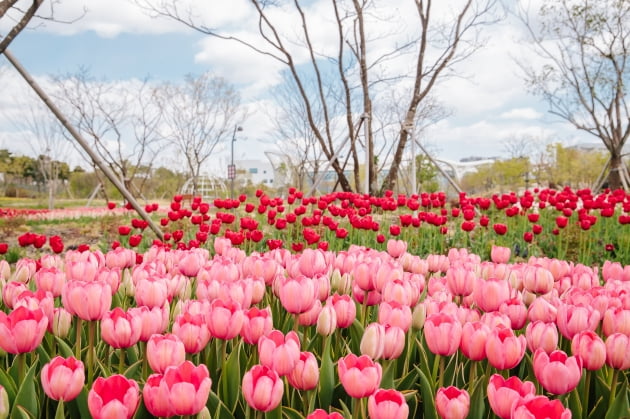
[516,0,630,190]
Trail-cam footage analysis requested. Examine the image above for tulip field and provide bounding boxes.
[0,186,629,418]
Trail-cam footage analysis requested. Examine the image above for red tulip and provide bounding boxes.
[88,375,140,419]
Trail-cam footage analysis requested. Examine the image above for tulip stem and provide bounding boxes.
[362,291,369,326]
[119,348,125,375]
[17,352,26,384]
[582,369,591,419]
[75,318,83,359]
[609,368,619,408]
[88,320,96,388]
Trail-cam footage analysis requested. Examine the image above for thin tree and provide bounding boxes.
[516,0,630,190]
[136,0,501,195]
[156,73,244,195]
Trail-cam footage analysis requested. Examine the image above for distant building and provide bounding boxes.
[234,159,276,186]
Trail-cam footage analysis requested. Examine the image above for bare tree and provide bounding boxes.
[156,73,243,195]
[54,70,164,200]
[0,0,46,54]
[136,0,501,195]
[516,0,630,190]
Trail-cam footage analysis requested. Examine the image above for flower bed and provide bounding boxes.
[0,187,628,418]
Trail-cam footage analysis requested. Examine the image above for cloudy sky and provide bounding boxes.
[0,0,599,173]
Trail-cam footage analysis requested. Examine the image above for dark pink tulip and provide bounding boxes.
[258,330,301,376]
[100,307,142,349]
[62,280,112,321]
[435,386,469,419]
[241,307,273,345]
[487,374,536,419]
[288,351,319,391]
[146,334,186,373]
[242,364,284,412]
[511,395,571,419]
[571,330,606,370]
[533,349,582,395]
[526,321,559,354]
[142,361,211,416]
[460,321,490,361]
[337,354,382,398]
[368,388,409,419]
[306,409,344,419]
[424,313,462,356]
[0,306,48,354]
[88,375,140,419]
[605,333,630,369]
[485,325,526,370]
[41,356,84,401]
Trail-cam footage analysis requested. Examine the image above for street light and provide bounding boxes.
[230,125,243,199]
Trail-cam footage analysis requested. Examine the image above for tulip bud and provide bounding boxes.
[360,322,385,359]
[52,308,72,339]
[119,270,135,297]
[412,302,426,330]
[0,385,8,419]
[316,305,337,336]
[197,407,211,419]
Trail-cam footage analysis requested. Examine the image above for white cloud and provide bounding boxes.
[500,107,543,120]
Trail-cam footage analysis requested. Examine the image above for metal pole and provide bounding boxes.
[3,48,164,240]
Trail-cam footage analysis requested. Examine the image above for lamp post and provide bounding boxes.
[230,125,243,199]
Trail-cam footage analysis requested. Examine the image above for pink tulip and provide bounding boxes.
[147,334,186,373]
[602,307,630,336]
[423,313,462,356]
[337,354,382,398]
[445,266,475,297]
[499,297,528,330]
[105,247,136,269]
[129,304,169,342]
[277,274,318,315]
[460,321,490,361]
[14,289,54,328]
[368,388,409,419]
[378,301,412,332]
[527,296,558,323]
[360,322,385,359]
[142,361,211,416]
[2,281,27,309]
[373,261,404,292]
[287,351,319,391]
[522,265,554,295]
[352,282,381,305]
[0,306,48,354]
[65,259,98,282]
[100,307,142,349]
[490,245,510,264]
[241,254,280,286]
[382,325,405,360]
[176,249,206,277]
[172,312,211,354]
[556,303,600,340]
[206,299,244,340]
[12,258,37,283]
[435,386,470,419]
[511,395,571,419]
[353,260,376,292]
[258,330,301,376]
[41,356,85,401]
[134,276,168,308]
[34,267,66,297]
[386,239,407,258]
[51,307,72,338]
[487,374,536,419]
[316,304,337,336]
[473,277,511,312]
[533,349,582,394]
[485,325,526,370]
[241,307,273,345]
[571,330,606,370]
[242,364,284,412]
[605,333,630,369]
[525,321,559,354]
[382,277,419,306]
[299,299,323,327]
[88,375,140,419]
[62,280,112,321]
[327,293,356,328]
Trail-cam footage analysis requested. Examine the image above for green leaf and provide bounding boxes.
[35,345,51,367]
[605,384,630,419]
[395,368,419,390]
[10,406,31,419]
[338,399,352,418]
[10,362,38,419]
[414,365,437,419]
[318,337,334,410]
[282,406,305,419]
[0,367,17,403]
[266,404,282,419]
[207,390,235,419]
[124,360,143,381]
[54,337,75,359]
[220,341,242,413]
[67,386,90,419]
[568,387,582,417]
[54,400,65,419]
[469,376,486,419]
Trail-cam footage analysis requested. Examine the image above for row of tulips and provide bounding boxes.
[0,228,629,418]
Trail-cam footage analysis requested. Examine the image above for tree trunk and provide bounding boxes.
[607,154,624,190]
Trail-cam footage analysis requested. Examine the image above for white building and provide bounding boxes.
[234,159,276,186]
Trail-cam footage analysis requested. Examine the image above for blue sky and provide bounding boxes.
[0,0,600,174]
